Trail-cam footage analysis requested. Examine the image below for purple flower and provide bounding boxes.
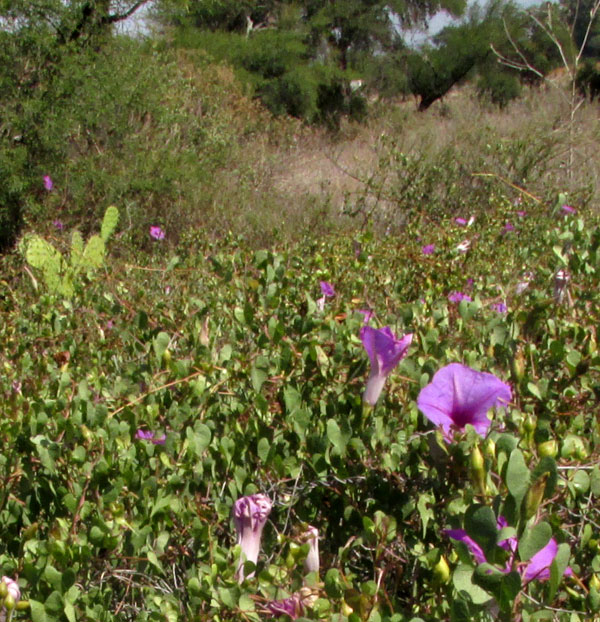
[516,210,526,218]
[357,309,373,324]
[445,520,570,583]
[502,222,515,234]
[491,302,507,314]
[53,220,64,230]
[135,429,166,445]
[455,217,468,226]
[360,326,413,405]
[266,594,303,619]
[417,363,511,441]
[422,244,435,255]
[43,175,53,191]
[561,205,576,215]
[234,494,272,582]
[1,576,20,603]
[149,226,165,240]
[320,281,335,297]
[448,291,472,303]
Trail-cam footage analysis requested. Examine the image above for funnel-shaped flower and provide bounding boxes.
[234,494,272,582]
[149,226,165,240]
[417,363,511,440]
[303,526,319,574]
[317,281,335,311]
[135,429,166,445]
[445,522,570,583]
[266,594,303,619]
[360,326,413,405]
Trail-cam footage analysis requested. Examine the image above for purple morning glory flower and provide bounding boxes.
[234,494,272,582]
[417,363,511,441]
[135,429,166,445]
[446,519,570,583]
[502,222,515,234]
[360,326,413,405]
[455,217,468,226]
[320,281,335,297]
[53,220,64,231]
[491,302,507,313]
[149,225,165,240]
[448,291,472,303]
[422,244,435,255]
[43,175,53,191]
[561,205,576,214]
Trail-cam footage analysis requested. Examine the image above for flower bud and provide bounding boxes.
[470,445,487,496]
[433,555,450,584]
[538,440,558,458]
[512,348,525,382]
[590,574,600,592]
[15,600,30,611]
[5,594,15,611]
[525,472,549,520]
[483,437,495,461]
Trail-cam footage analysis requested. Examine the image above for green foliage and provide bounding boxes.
[23,206,118,298]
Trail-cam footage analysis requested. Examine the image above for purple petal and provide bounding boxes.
[523,538,557,582]
[150,226,165,240]
[491,302,507,314]
[136,429,154,441]
[422,244,435,255]
[43,175,53,191]
[444,529,487,565]
[53,220,64,230]
[448,291,471,303]
[360,326,413,377]
[320,281,335,297]
[417,363,512,440]
[357,309,373,324]
[455,217,467,226]
[561,205,576,214]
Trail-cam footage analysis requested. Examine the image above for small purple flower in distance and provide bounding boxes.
[455,217,467,226]
[358,309,373,324]
[53,220,64,230]
[491,302,508,314]
[448,291,471,303]
[43,175,53,191]
[422,244,435,255]
[360,326,413,405]
[561,205,576,215]
[516,210,526,218]
[234,494,272,582]
[149,226,165,240]
[320,281,335,297]
[136,429,166,445]
[417,363,511,441]
[503,222,515,234]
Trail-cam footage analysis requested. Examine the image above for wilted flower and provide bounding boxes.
[422,244,435,255]
[445,519,571,583]
[456,239,471,253]
[135,429,166,445]
[303,526,319,574]
[448,291,471,303]
[43,175,53,191]
[266,594,303,619]
[234,494,272,582]
[149,226,165,240]
[53,220,63,230]
[360,326,413,405]
[417,363,511,441]
[491,302,507,314]
[553,269,570,304]
[561,205,576,215]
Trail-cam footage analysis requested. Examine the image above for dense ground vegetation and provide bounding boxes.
[2,2,600,621]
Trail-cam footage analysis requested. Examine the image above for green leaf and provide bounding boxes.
[26,236,62,271]
[82,235,105,269]
[572,470,590,496]
[251,366,267,392]
[30,600,47,622]
[506,449,530,510]
[153,332,171,361]
[100,205,119,242]
[257,437,270,462]
[464,505,497,556]
[327,419,348,456]
[591,466,600,496]
[70,230,84,269]
[518,522,552,562]
[548,542,570,601]
[527,382,542,400]
[452,564,491,605]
